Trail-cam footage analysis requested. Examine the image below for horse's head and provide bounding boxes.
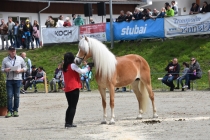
[74,36,92,65]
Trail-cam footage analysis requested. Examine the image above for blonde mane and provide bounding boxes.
[79,37,117,81]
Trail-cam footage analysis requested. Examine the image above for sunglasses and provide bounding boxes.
[191,59,195,61]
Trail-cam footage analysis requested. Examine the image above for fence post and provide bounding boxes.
[44,73,48,93]
[208,70,210,88]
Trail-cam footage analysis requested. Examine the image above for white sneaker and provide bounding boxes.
[183,85,188,88]
[29,87,32,90]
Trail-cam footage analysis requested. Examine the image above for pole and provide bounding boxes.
[102,15,103,23]
[208,70,210,88]
[44,73,48,93]
[109,0,114,49]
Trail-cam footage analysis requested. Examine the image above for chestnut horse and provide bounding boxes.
[74,37,158,124]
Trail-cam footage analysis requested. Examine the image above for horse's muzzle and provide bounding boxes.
[74,58,82,65]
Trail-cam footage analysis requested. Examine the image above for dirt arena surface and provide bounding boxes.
[1,90,210,140]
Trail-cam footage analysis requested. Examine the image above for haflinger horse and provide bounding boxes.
[74,37,158,124]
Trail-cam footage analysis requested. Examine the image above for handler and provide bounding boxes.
[1,46,27,118]
[62,52,89,128]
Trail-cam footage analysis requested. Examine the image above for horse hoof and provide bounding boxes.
[109,121,115,125]
[153,114,158,118]
[101,121,107,124]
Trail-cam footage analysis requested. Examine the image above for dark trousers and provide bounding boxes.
[65,88,80,125]
[187,74,197,89]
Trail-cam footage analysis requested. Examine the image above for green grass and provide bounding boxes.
[0,36,210,90]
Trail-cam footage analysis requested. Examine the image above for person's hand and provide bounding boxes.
[132,17,135,20]
[4,68,11,72]
[15,69,22,74]
[143,17,145,20]
[29,76,32,78]
[193,70,196,72]
[169,74,172,76]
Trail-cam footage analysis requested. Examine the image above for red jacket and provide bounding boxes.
[63,21,71,27]
[63,64,81,92]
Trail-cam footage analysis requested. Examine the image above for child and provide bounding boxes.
[175,62,189,91]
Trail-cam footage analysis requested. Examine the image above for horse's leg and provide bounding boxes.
[98,86,107,124]
[109,85,115,124]
[131,81,144,119]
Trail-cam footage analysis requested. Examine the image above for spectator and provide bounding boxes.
[62,52,90,128]
[1,46,27,117]
[175,62,189,91]
[20,65,38,94]
[115,87,126,92]
[142,9,150,21]
[63,17,72,27]
[189,3,200,15]
[13,21,20,48]
[171,1,178,16]
[49,64,63,92]
[74,15,84,26]
[116,10,126,22]
[152,8,160,17]
[72,14,76,26]
[18,20,26,49]
[33,66,46,93]
[33,20,40,48]
[157,7,166,18]
[81,61,92,92]
[132,7,142,20]
[165,2,170,10]
[89,18,95,24]
[125,11,133,22]
[20,52,32,74]
[162,58,180,91]
[200,1,209,13]
[147,8,152,16]
[186,58,202,89]
[165,5,175,17]
[45,16,54,28]
[23,19,34,50]
[7,17,15,46]
[0,19,9,50]
[56,15,64,27]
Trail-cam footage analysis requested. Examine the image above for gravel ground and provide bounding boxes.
[0,90,210,140]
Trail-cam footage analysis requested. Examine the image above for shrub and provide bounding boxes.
[0,68,7,107]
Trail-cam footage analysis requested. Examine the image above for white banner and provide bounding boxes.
[165,13,210,37]
[42,26,79,44]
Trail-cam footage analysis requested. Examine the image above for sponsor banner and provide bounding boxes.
[42,26,79,44]
[80,23,106,41]
[106,19,165,41]
[165,13,210,37]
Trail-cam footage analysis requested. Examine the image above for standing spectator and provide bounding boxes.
[165,2,170,10]
[152,8,160,16]
[132,8,142,20]
[7,17,15,46]
[72,14,76,26]
[49,64,63,92]
[20,52,32,75]
[189,3,200,15]
[62,52,90,128]
[1,46,27,118]
[165,5,175,17]
[63,17,72,27]
[125,11,133,22]
[186,58,202,89]
[80,61,92,91]
[200,1,209,13]
[157,7,166,18]
[33,20,40,48]
[56,15,64,27]
[74,15,84,26]
[33,66,46,93]
[23,19,34,50]
[171,1,178,16]
[89,18,95,24]
[142,9,150,21]
[0,19,9,50]
[18,20,26,49]
[13,21,20,48]
[116,10,126,22]
[45,16,54,28]
[162,58,180,91]
[175,62,189,91]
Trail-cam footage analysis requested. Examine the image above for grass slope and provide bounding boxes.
[0,36,210,90]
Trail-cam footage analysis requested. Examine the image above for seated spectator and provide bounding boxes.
[56,15,64,27]
[132,7,142,20]
[125,11,133,22]
[171,1,178,16]
[157,7,166,18]
[74,15,84,26]
[116,10,126,22]
[200,1,209,13]
[33,66,46,93]
[45,16,54,28]
[175,62,189,91]
[165,5,174,17]
[63,17,71,27]
[162,58,180,91]
[115,87,126,92]
[49,64,63,92]
[20,65,38,94]
[142,9,150,21]
[189,3,200,15]
[81,61,92,91]
[89,18,95,24]
[152,8,160,17]
[186,58,202,89]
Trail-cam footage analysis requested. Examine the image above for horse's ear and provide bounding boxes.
[85,36,89,42]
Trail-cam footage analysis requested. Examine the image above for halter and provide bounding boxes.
[76,53,86,61]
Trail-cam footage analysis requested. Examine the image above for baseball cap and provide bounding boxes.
[31,65,36,69]
[8,46,16,51]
